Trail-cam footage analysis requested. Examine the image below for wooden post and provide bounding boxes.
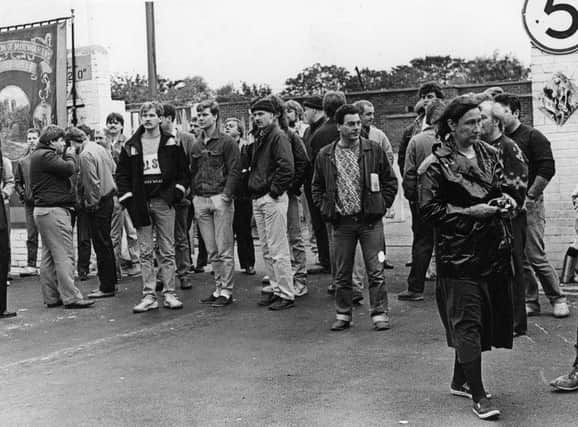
[145,2,158,99]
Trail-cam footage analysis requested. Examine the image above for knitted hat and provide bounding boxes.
[250,99,276,114]
[303,96,323,110]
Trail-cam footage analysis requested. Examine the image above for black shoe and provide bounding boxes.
[78,272,89,281]
[193,266,205,273]
[331,319,351,331]
[0,311,17,319]
[398,291,424,301]
[268,298,295,311]
[257,293,278,306]
[383,261,394,269]
[64,300,95,309]
[212,296,233,307]
[472,397,500,420]
[155,280,163,292]
[46,300,63,308]
[201,294,219,304]
[451,383,492,399]
[244,266,256,275]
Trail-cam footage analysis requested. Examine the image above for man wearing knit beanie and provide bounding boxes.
[244,97,296,310]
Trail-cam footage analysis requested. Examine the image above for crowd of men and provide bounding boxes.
[1,83,578,421]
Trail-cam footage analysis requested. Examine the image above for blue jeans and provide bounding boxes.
[193,194,235,297]
[333,216,388,321]
[524,197,566,307]
[174,200,192,279]
[137,198,176,296]
[287,193,307,289]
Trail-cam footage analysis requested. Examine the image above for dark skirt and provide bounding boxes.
[436,275,513,363]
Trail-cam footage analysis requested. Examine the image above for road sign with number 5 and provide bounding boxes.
[523,0,578,54]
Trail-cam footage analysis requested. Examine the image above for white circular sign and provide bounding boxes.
[523,0,578,54]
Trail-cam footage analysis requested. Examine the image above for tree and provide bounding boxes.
[283,63,352,96]
[215,82,272,103]
[111,73,150,104]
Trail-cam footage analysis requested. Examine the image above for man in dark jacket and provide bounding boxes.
[0,144,16,318]
[116,102,188,313]
[30,125,94,309]
[190,100,240,307]
[247,97,296,310]
[312,104,398,331]
[494,93,569,319]
[14,128,40,277]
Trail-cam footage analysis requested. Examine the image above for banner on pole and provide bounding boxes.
[0,21,67,160]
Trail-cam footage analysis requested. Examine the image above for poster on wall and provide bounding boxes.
[0,21,67,161]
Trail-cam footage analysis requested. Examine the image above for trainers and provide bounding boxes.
[331,319,351,331]
[268,297,295,311]
[201,294,219,304]
[398,290,424,301]
[180,276,193,290]
[163,293,183,309]
[295,283,309,297]
[257,292,278,307]
[451,383,492,399]
[262,276,270,285]
[472,397,500,420]
[212,295,233,307]
[133,295,159,313]
[553,301,570,318]
[526,303,540,317]
[550,367,578,391]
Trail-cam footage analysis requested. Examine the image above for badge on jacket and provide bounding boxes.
[370,173,380,192]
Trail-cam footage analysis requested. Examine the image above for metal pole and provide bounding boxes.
[145,2,158,99]
[71,8,78,125]
[355,66,366,92]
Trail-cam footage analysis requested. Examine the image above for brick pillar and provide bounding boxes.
[531,46,578,268]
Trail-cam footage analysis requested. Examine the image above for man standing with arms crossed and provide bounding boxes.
[494,93,569,319]
[190,100,240,307]
[116,102,188,313]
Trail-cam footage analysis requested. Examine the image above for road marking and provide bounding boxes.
[534,323,550,335]
[557,334,573,345]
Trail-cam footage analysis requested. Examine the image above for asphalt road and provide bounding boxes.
[1,244,577,427]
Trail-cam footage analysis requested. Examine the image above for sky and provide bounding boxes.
[1,0,533,91]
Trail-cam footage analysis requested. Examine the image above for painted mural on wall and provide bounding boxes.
[539,72,578,126]
[0,22,66,160]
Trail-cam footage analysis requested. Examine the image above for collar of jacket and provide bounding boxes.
[124,125,174,154]
[200,126,222,143]
[322,137,371,163]
[35,141,56,152]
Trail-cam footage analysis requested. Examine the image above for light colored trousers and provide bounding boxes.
[193,194,235,297]
[287,193,308,289]
[34,207,84,305]
[111,197,139,276]
[137,198,177,296]
[253,192,295,300]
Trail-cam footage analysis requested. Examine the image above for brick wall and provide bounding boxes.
[530,47,578,268]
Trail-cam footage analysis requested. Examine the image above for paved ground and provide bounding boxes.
[1,226,578,426]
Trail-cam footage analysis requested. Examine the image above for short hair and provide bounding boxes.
[352,100,374,113]
[323,91,347,120]
[139,101,164,117]
[64,126,88,143]
[27,128,40,136]
[335,104,361,125]
[196,100,220,119]
[437,95,480,141]
[494,93,522,115]
[285,100,304,118]
[473,92,494,105]
[418,82,444,99]
[77,124,93,140]
[39,124,65,144]
[106,112,124,126]
[425,98,446,126]
[162,103,177,121]
[225,118,245,138]
[484,86,504,98]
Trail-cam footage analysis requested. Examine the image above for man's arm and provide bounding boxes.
[1,157,14,200]
[289,131,309,194]
[378,146,398,208]
[79,152,102,208]
[14,160,25,202]
[269,133,294,198]
[527,128,555,199]
[116,146,133,204]
[311,154,325,208]
[222,137,241,199]
[402,138,418,202]
[43,150,76,178]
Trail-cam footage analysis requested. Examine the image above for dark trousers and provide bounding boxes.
[334,217,388,319]
[304,183,330,268]
[511,212,528,335]
[24,204,38,267]
[233,198,255,269]
[0,226,9,313]
[407,202,434,293]
[86,197,117,293]
[76,209,92,276]
[196,223,208,268]
[187,201,195,266]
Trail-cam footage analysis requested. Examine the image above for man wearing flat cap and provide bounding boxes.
[245,97,296,310]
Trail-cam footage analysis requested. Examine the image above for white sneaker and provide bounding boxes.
[553,301,570,318]
[295,283,309,297]
[133,295,159,313]
[163,293,183,309]
[20,266,38,277]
